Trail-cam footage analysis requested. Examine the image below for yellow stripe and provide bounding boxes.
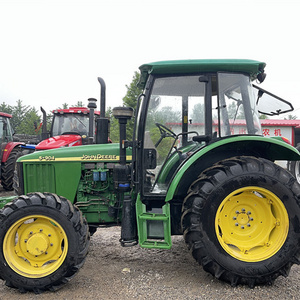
[21,155,132,162]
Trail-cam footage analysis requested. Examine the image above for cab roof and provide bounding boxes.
[0,112,12,118]
[138,59,266,88]
[52,107,100,115]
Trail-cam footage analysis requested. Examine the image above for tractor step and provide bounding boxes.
[136,196,172,249]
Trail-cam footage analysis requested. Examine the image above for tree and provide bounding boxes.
[285,114,297,120]
[17,107,41,135]
[122,71,143,140]
[73,101,84,107]
[106,107,119,143]
[108,71,142,142]
[259,114,268,119]
[0,102,13,115]
[60,103,69,109]
[11,100,30,132]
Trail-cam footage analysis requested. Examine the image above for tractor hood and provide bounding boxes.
[35,134,82,150]
[17,143,132,163]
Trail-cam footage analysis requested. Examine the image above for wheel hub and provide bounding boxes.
[4,215,68,278]
[234,210,252,228]
[215,187,289,262]
[26,233,49,256]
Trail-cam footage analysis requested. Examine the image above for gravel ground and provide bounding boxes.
[0,188,299,300]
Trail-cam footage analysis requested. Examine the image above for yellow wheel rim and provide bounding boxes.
[215,187,289,262]
[3,215,68,278]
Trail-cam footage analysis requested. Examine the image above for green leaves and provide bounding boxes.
[0,100,41,135]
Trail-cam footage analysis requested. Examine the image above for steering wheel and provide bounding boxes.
[155,123,176,147]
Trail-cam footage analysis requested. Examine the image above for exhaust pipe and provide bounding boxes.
[87,98,97,144]
[96,77,109,144]
[40,107,49,140]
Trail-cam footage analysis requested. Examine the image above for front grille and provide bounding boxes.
[24,163,56,193]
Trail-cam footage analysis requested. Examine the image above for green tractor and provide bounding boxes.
[1,59,300,293]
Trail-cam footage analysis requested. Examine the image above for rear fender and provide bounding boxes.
[2,142,24,163]
[165,135,300,202]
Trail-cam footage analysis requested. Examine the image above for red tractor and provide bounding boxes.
[35,103,101,150]
[0,112,24,190]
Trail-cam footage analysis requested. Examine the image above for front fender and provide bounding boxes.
[165,135,300,202]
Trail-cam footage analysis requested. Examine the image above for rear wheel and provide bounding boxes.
[0,192,90,293]
[181,156,300,287]
[1,147,22,190]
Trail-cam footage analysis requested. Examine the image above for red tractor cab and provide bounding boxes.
[36,106,101,150]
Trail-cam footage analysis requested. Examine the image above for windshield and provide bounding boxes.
[0,116,13,142]
[52,114,89,136]
[217,73,262,136]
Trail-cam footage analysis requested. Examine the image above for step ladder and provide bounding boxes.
[136,196,172,249]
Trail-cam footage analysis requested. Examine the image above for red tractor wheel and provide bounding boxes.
[1,148,22,191]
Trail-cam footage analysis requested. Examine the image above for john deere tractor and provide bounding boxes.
[1,59,300,293]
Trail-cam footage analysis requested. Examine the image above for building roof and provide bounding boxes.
[260,119,300,128]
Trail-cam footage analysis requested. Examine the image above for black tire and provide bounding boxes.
[181,156,300,287]
[1,147,22,191]
[288,144,300,184]
[0,192,90,293]
[13,148,35,195]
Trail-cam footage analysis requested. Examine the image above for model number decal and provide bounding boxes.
[81,154,117,160]
[39,156,55,161]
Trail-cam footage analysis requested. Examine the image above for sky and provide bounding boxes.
[0,0,299,118]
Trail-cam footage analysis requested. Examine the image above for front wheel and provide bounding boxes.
[181,156,300,287]
[0,192,90,293]
[288,144,300,183]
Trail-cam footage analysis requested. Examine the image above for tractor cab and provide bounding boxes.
[36,106,100,150]
[0,112,14,144]
[50,107,100,138]
[135,60,293,196]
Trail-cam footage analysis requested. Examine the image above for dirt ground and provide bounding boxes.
[0,188,300,300]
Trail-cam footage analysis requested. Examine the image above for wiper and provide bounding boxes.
[233,100,242,122]
[73,115,86,128]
